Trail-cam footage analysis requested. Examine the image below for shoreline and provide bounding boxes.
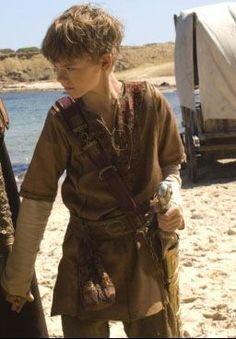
[0,81,64,93]
[0,76,176,94]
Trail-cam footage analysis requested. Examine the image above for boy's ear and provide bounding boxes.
[101,53,113,70]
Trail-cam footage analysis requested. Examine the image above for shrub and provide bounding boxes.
[16,47,40,54]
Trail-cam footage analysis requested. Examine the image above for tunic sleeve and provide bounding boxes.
[1,198,53,297]
[20,109,70,202]
[152,87,186,168]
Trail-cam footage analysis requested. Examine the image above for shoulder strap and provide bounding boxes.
[56,97,138,216]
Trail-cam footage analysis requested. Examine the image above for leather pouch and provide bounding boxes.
[79,237,116,311]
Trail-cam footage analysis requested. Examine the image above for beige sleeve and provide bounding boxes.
[162,164,184,213]
[1,198,53,297]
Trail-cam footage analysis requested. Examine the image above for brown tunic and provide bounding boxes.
[20,81,185,321]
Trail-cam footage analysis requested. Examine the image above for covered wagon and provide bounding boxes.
[174,2,236,181]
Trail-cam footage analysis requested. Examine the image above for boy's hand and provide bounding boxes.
[156,204,184,232]
[2,287,34,313]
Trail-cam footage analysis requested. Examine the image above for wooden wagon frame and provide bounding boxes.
[174,3,236,182]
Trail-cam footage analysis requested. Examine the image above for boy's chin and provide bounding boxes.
[66,89,84,99]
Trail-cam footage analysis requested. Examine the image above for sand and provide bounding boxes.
[34,157,236,338]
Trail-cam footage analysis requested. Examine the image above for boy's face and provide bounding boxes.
[53,57,103,98]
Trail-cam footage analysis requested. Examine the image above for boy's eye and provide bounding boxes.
[66,67,77,71]
[52,66,79,72]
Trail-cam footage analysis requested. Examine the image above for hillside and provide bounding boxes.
[0,43,174,85]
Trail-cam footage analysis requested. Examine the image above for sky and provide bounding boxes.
[1,0,235,50]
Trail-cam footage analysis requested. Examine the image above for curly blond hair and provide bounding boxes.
[42,3,124,63]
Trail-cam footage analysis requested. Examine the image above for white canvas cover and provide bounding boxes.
[175,2,236,120]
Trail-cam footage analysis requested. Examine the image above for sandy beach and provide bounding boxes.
[34,157,236,338]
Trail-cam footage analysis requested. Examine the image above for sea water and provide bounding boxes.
[1,89,182,181]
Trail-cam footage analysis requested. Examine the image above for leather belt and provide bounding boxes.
[69,212,148,240]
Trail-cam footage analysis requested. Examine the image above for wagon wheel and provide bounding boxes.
[185,131,198,182]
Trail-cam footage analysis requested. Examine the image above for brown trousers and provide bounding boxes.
[62,310,170,338]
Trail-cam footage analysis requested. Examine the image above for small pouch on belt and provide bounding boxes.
[78,235,116,311]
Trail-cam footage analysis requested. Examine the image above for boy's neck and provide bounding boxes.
[81,73,123,119]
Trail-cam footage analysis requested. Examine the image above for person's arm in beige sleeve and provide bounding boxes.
[0,108,70,312]
[162,164,184,213]
[157,164,185,232]
[1,198,53,312]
